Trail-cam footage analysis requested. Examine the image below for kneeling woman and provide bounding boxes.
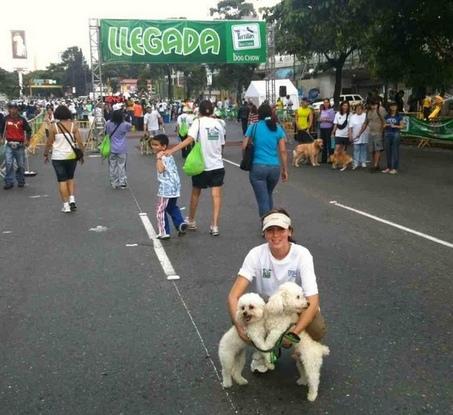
[228,209,326,346]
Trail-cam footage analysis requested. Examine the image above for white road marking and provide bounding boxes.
[2,231,12,234]
[88,154,102,158]
[29,194,48,199]
[223,158,240,168]
[89,225,108,232]
[139,212,180,280]
[330,200,453,248]
[172,282,238,413]
[125,243,138,247]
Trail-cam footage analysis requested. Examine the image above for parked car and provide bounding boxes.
[330,94,364,107]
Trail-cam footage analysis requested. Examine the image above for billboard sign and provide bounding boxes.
[100,19,267,64]
[11,30,27,59]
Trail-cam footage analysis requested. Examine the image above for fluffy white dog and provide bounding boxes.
[218,293,267,388]
[260,282,330,402]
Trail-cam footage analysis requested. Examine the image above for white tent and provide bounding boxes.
[244,80,299,108]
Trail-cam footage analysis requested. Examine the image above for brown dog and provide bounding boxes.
[292,139,324,167]
[329,151,353,171]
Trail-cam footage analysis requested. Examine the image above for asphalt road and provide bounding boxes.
[1,120,452,415]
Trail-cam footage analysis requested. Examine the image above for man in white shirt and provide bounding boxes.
[144,106,162,137]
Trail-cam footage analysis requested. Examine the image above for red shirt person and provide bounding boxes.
[0,103,32,189]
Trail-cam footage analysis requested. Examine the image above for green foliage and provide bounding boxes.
[365,0,453,89]
[0,68,20,98]
[268,0,372,105]
[210,0,256,19]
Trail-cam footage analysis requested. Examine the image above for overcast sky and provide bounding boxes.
[0,0,278,73]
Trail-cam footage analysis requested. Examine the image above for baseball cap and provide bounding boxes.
[262,212,291,232]
[7,102,19,108]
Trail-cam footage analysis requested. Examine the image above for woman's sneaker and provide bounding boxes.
[185,218,197,230]
[381,168,390,174]
[178,222,188,236]
[210,226,220,236]
[61,203,71,213]
[69,202,77,211]
[389,169,398,175]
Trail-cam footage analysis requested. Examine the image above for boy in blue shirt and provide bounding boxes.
[151,134,188,239]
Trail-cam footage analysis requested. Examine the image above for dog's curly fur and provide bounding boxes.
[218,293,267,388]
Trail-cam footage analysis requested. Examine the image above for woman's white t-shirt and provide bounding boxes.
[238,243,318,298]
[333,112,350,138]
[52,122,76,160]
[349,113,369,144]
[188,117,225,171]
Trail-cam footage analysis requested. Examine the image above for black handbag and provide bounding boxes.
[240,123,257,171]
[58,122,84,161]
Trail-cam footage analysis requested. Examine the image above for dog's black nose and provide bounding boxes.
[306,302,310,307]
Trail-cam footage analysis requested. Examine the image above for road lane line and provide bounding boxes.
[139,212,180,279]
[330,200,453,248]
[172,282,238,413]
[223,158,240,167]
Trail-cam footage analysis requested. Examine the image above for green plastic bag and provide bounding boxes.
[99,134,111,158]
[183,142,204,176]
[179,118,189,137]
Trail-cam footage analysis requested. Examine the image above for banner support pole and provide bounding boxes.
[89,18,104,100]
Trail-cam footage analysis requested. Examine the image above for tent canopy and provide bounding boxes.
[244,80,299,108]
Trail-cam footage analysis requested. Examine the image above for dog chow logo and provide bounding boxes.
[231,24,261,51]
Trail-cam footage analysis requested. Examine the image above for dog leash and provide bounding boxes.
[251,325,301,364]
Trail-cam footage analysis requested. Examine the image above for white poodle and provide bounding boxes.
[218,292,267,388]
[260,282,330,402]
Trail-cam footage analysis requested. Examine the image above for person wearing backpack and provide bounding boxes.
[176,108,195,159]
[104,110,132,189]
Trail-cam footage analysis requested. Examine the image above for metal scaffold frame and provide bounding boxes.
[265,24,276,104]
[89,18,103,100]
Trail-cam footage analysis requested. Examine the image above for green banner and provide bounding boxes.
[402,116,453,141]
[100,19,267,64]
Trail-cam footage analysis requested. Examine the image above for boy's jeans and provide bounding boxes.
[5,143,25,186]
[249,164,281,217]
[384,132,400,170]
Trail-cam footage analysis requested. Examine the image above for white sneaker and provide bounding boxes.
[61,203,71,213]
[210,226,220,236]
[185,217,197,230]
[352,164,358,170]
[361,162,367,168]
[157,233,170,240]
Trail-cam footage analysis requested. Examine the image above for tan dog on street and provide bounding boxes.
[329,151,353,171]
[292,139,324,167]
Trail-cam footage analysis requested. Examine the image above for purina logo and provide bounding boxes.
[231,24,261,50]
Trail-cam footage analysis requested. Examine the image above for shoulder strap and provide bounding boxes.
[109,122,121,138]
[57,122,77,152]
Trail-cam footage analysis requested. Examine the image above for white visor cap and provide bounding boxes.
[262,213,291,232]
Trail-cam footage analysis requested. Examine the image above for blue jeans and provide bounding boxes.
[249,164,281,217]
[384,131,400,170]
[353,143,367,166]
[5,143,25,185]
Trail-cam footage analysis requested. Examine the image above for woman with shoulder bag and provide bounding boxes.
[44,105,84,213]
[331,100,351,158]
[243,103,288,219]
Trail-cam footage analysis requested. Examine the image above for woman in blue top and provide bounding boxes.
[105,110,132,188]
[382,102,404,175]
[243,103,288,217]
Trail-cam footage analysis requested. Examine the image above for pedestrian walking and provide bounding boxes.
[318,98,335,163]
[150,134,188,239]
[176,108,194,159]
[105,110,132,189]
[165,100,225,236]
[348,103,369,169]
[0,102,32,190]
[133,100,144,131]
[144,106,163,138]
[382,102,404,175]
[331,100,351,156]
[237,101,250,135]
[44,105,84,213]
[243,103,288,218]
[227,208,325,345]
[248,104,259,126]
